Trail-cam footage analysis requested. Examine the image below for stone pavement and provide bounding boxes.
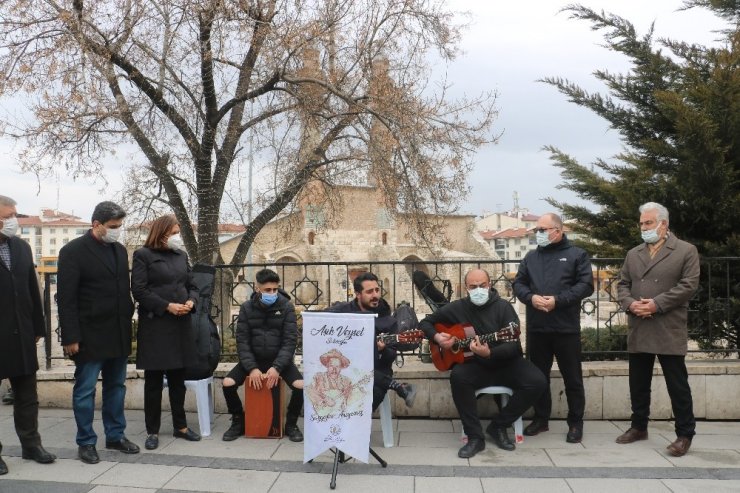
[1,406,740,493]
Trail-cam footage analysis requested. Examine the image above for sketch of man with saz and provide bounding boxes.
[306,349,371,417]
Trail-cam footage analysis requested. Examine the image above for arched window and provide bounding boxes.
[381,232,388,245]
[308,231,315,245]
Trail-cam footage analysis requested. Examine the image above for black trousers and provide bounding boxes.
[144,368,187,434]
[223,362,303,425]
[450,357,546,441]
[628,352,695,438]
[3,374,42,448]
[373,351,394,411]
[528,332,585,426]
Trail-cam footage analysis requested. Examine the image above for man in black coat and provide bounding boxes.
[57,201,139,464]
[513,213,594,443]
[327,272,417,411]
[0,195,56,474]
[221,268,305,442]
[419,269,546,459]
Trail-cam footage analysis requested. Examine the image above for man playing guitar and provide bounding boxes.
[419,269,546,459]
[328,272,417,410]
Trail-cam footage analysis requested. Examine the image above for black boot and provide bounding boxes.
[222,413,244,441]
[284,421,304,442]
[395,383,417,408]
[0,443,7,475]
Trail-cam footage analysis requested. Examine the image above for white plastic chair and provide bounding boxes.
[462,385,524,444]
[163,375,215,437]
[378,392,394,447]
[184,376,215,437]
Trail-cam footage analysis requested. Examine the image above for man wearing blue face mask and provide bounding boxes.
[221,268,304,442]
[615,202,699,457]
[513,213,594,444]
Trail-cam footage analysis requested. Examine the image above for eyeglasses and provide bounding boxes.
[534,227,557,233]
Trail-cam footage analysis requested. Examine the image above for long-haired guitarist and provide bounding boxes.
[419,269,547,459]
[327,272,417,410]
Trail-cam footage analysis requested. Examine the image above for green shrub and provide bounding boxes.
[580,325,628,361]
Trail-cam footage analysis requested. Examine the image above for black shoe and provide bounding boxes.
[78,444,100,464]
[0,456,7,475]
[21,445,56,464]
[173,428,201,441]
[566,424,583,443]
[105,437,140,454]
[487,423,515,451]
[1,389,13,405]
[145,434,159,450]
[222,414,244,441]
[523,419,549,436]
[284,424,304,442]
[458,437,485,458]
[396,383,417,408]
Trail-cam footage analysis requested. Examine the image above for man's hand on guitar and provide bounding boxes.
[264,367,280,389]
[470,336,491,358]
[377,339,386,351]
[434,331,456,350]
[248,368,263,390]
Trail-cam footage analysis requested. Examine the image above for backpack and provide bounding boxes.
[184,264,222,381]
[392,301,420,352]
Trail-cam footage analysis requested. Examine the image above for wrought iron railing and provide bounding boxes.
[43,257,739,368]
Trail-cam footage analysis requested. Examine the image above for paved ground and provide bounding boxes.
[1,406,740,492]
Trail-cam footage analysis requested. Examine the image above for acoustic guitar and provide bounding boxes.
[429,322,520,371]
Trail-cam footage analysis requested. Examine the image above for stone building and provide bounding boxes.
[219,184,499,313]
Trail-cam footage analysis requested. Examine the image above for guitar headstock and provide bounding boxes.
[498,322,521,342]
[397,329,424,343]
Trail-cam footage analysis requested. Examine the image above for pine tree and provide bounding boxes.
[542,2,740,258]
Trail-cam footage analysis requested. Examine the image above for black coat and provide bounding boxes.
[513,235,594,334]
[131,247,198,370]
[327,298,398,365]
[0,237,45,379]
[57,231,135,363]
[236,291,297,374]
[418,289,522,370]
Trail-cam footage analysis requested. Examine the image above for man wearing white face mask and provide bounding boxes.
[419,269,546,458]
[615,202,699,457]
[513,213,593,444]
[58,201,139,464]
[0,195,56,474]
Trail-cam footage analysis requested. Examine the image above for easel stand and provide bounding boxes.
[329,447,387,489]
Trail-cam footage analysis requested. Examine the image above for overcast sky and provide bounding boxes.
[0,0,728,222]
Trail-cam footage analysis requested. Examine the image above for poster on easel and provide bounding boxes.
[302,311,374,463]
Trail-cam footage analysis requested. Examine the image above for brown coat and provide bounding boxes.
[617,234,700,355]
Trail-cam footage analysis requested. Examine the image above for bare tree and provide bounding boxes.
[0,0,497,265]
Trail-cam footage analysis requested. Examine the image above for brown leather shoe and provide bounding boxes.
[615,428,648,444]
[666,436,692,457]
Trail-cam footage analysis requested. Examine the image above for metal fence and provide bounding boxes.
[43,257,740,368]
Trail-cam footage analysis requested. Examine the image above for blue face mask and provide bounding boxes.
[261,292,278,306]
[641,226,660,244]
[468,287,489,306]
[535,231,551,248]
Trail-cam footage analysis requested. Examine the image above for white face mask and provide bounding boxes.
[468,287,490,306]
[167,233,184,251]
[0,216,19,239]
[535,230,551,248]
[101,226,122,244]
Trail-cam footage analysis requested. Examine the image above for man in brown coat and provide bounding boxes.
[616,202,700,457]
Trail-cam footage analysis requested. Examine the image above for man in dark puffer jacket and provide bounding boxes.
[221,269,304,442]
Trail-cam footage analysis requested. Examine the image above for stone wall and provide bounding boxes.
[26,360,740,420]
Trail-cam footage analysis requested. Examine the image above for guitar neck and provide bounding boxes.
[456,323,517,350]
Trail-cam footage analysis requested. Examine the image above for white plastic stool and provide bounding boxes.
[184,377,215,437]
[162,376,215,436]
[378,392,394,447]
[462,386,524,444]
